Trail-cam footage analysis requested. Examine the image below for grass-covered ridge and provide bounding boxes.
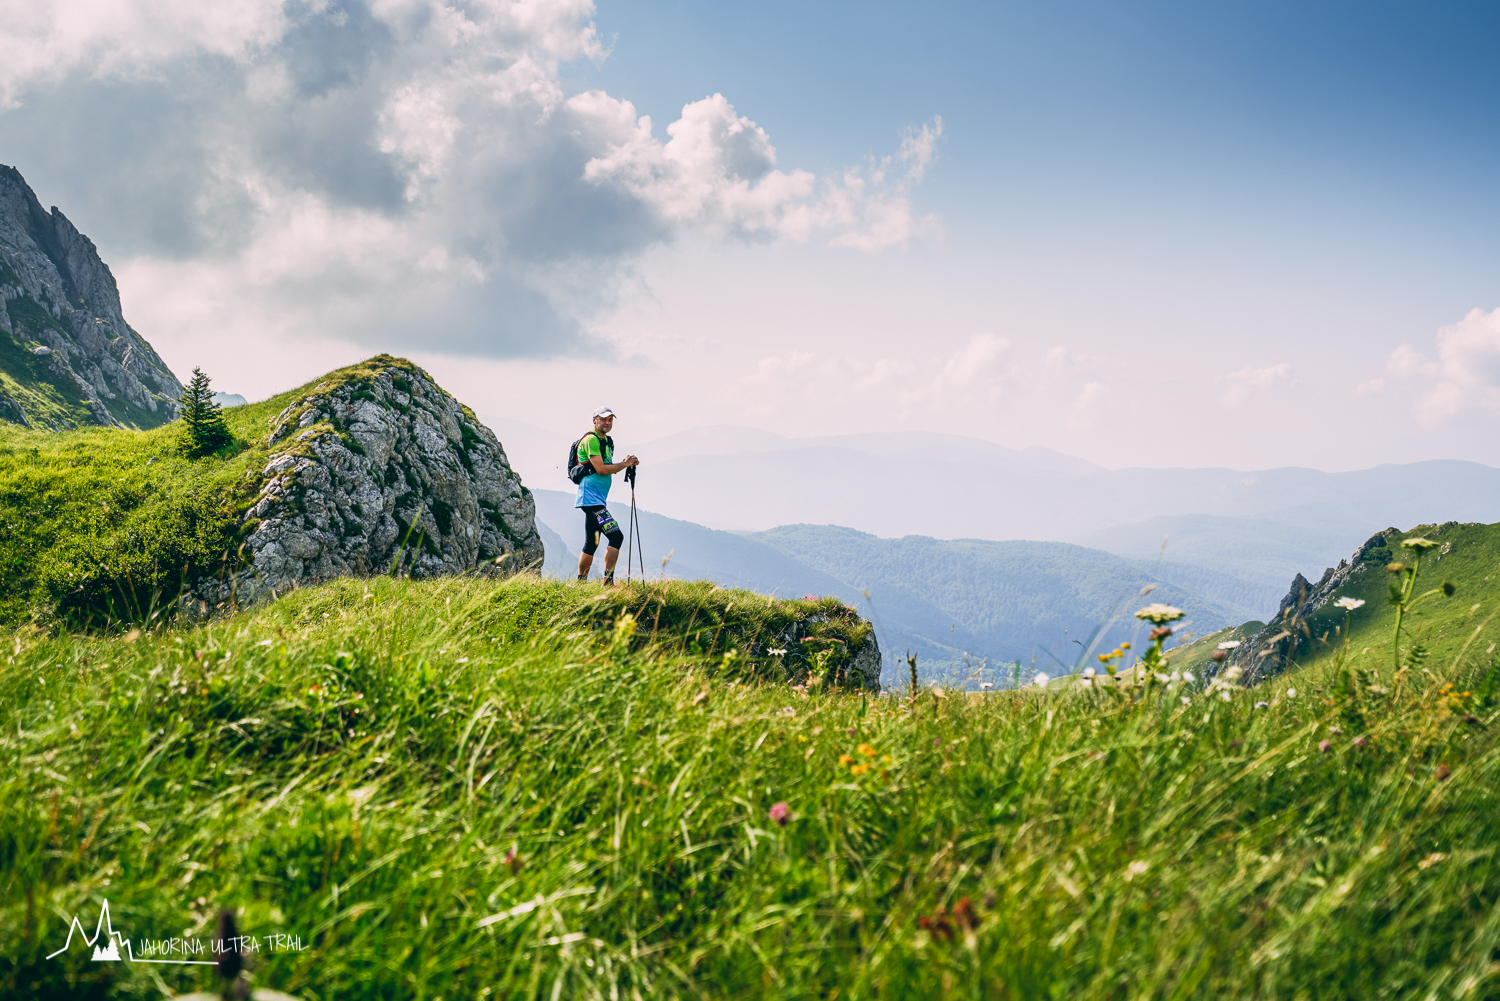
[5,572,1499,999]
[0,355,450,627]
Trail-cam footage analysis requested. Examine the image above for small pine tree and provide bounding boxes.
[176,367,234,459]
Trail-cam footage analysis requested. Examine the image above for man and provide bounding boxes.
[576,407,639,585]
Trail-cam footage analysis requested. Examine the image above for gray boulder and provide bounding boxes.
[195,358,544,606]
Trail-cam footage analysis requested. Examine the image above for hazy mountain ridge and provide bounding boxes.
[532,489,1267,683]
[0,165,181,429]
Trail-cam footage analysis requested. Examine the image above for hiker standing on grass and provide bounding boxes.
[573,407,638,585]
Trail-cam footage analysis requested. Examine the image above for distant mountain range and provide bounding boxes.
[492,419,1500,549]
[532,488,1297,685]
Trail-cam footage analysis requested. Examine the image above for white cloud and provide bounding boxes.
[1356,378,1385,396]
[1066,381,1105,430]
[0,0,941,359]
[1388,307,1500,424]
[1221,362,1293,407]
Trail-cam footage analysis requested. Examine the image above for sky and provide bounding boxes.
[2,0,1499,473]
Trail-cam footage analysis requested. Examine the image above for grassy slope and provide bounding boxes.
[4,574,1499,1000]
[0,355,427,627]
[1169,520,1500,682]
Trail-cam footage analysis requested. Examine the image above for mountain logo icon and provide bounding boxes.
[46,899,215,966]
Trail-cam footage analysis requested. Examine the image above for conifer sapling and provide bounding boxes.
[176,367,234,458]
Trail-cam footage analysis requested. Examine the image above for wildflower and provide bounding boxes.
[1223,666,1243,681]
[1318,740,1331,753]
[858,743,877,757]
[768,648,788,656]
[1254,701,1269,709]
[504,848,523,875]
[1082,666,1096,679]
[980,682,993,689]
[1436,764,1451,781]
[1219,689,1232,701]
[1286,688,1297,698]
[1182,671,1195,683]
[1210,650,1226,662]
[1353,736,1368,749]
[769,802,790,826]
[779,707,796,716]
[849,762,870,775]
[1124,860,1150,882]
[1334,597,1365,611]
[1150,626,1173,641]
[1180,696,1190,705]
[1329,726,1342,735]
[1135,603,1185,625]
[1386,562,1405,573]
[1217,640,1241,650]
[1034,672,1050,687]
[1154,672,1170,683]
[838,754,854,767]
[1120,642,1131,650]
[1403,537,1440,551]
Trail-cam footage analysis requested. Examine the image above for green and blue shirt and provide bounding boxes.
[575,432,613,507]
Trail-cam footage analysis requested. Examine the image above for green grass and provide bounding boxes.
[0,355,432,628]
[4,573,1499,999]
[1169,520,1500,683]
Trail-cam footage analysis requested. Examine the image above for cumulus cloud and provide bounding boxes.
[1388,307,1500,424]
[0,0,941,358]
[1221,362,1294,407]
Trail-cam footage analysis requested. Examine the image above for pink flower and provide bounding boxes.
[1353,736,1368,749]
[769,802,790,827]
[1318,740,1331,753]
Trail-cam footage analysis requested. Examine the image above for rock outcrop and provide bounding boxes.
[1222,524,1462,682]
[194,358,544,606]
[0,164,182,429]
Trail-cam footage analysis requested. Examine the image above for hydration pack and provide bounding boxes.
[567,431,612,484]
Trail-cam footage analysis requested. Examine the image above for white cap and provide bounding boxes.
[593,407,615,419]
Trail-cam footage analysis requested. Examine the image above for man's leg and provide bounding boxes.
[602,546,620,575]
[578,505,602,580]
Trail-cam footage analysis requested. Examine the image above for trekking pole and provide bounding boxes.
[625,464,641,580]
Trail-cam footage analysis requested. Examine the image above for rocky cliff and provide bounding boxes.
[0,164,182,429]
[1222,525,1463,682]
[191,357,544,608]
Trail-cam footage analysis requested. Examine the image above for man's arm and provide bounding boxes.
[589,454,639,476]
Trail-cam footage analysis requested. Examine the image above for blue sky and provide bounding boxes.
[2,0,1498,473]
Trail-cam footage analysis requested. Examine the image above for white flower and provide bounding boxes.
[1082,666,1096,679]
[1219,689,1232,701]
[1182,671,1195,683]
[1403,537,1440,551]
[1181,696,1191,705]
[1034,672,1050,687]
[1334,597,1365,611]
[1124,860,1150,881]
[1255,701,1269,709]
[779,707,796,716]
[1223,666,1244,681]
[1217,640,1241,650]
[1286,688,1297,698]
[1135,603,1186,624]
[980,682,993,689]
[768,648,788,655]
[1154,672,1170,684]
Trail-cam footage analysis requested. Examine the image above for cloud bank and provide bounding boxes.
[0,0,940,357]
[1389,307,1500,424]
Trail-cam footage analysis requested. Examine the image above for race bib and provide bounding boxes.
[594,508,620,535]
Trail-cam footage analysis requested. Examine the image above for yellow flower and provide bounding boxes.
[881,755,894,764]
[838,754,854,767]
[858,743,877,757]
[849,762,870,775]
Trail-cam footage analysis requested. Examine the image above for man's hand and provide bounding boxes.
[589,453,640,476]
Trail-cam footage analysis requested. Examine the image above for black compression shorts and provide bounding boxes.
[581,505,624,556]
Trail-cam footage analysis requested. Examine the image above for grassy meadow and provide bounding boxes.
[4,572,1500,1000]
